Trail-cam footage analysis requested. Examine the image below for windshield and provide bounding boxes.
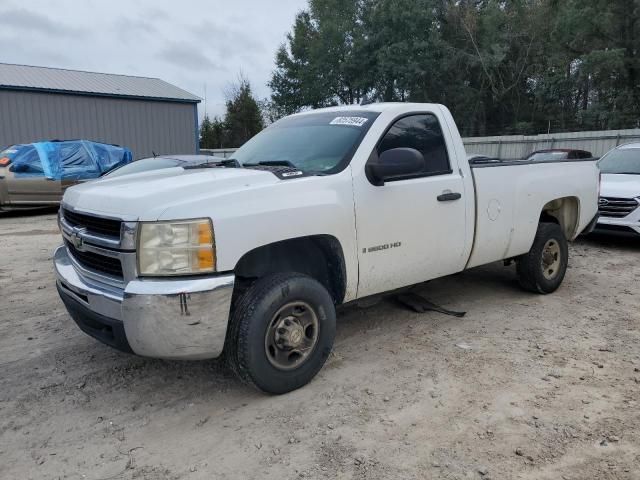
[598,148,640,175]
[105,157,185,178]
[231,111,380,174]
[526,151,569,162]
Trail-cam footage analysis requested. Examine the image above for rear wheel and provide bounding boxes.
[516,222,568,294]
[225,273,336,394]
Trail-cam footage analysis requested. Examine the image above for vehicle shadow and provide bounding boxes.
[581,232,640,251]
[0,206,59,218]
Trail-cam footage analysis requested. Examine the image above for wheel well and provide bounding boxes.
[233,235,347,305]
[540,196,580,239]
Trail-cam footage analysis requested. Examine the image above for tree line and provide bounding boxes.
[202,0,640,148]
[270,0,640,137]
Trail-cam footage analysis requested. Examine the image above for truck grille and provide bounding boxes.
[598,197,639,218]
[65,240,124,279]
[62,208,122,238]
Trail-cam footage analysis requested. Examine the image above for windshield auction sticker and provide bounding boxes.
[330,116,369,127]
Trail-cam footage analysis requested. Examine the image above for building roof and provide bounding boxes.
[0,63,200,103]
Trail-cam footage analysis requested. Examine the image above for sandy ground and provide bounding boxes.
[1,211,639,480]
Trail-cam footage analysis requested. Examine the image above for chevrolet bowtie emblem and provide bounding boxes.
[70,228,87,249]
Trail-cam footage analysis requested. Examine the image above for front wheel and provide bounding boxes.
[225,273,336,394]
[516,222,569,294]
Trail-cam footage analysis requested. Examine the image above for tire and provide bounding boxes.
[225,272,336,394]
[516,222,569,294]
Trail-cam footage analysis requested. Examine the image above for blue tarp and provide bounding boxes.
[4,140,133,180]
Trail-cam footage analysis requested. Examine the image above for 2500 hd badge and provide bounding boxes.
[363,241,402,253]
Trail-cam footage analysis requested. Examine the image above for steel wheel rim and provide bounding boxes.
[265,301,319,371]
[541,239,561,280]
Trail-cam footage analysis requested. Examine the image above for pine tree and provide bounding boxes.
[224,79,265,147]
[199,115,227,149]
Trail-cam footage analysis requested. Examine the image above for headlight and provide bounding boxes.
[138,219,215,276]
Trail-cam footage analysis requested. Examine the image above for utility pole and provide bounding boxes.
[204,83,208,118]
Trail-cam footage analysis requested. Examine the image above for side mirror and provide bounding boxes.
[366,148,425,186]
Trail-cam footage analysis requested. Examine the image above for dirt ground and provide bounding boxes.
[1,211,639,480]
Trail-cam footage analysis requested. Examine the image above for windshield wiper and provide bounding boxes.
[242,160,299,169]
[239,160,330,176]
[183,159,240,170]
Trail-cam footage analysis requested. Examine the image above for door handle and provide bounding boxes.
[437,192,462,202]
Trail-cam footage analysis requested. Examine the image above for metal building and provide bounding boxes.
[0,63,200,159]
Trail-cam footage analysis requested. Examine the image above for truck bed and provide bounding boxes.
[465,158,599,269]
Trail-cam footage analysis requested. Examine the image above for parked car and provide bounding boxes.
[595,142,640,236]
[0,140,132,211]
[103,154,231,178]
[525,149,593,162]
[54,103,599,393]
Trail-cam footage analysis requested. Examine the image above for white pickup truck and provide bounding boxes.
[54,103,599,393]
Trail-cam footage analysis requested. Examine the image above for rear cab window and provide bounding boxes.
[527,151,569,162]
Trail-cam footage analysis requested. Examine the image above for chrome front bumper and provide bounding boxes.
[54,245,235,360]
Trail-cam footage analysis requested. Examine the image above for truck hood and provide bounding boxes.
[600,173,640,199]
[62,167,279,220]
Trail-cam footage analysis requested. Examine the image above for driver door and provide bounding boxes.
[353,113,468,298]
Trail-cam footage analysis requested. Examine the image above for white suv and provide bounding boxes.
[597,142,640,236]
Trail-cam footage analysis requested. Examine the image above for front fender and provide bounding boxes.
[158,169,360,302]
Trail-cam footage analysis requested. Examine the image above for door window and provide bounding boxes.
[377,114,451,177]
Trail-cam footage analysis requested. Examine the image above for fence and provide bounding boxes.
[202,128,640,160]
[462,128,640,159]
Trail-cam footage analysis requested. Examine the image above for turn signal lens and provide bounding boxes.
[197,248,215,270]
[0,157,10,166]
[198,222,213,244]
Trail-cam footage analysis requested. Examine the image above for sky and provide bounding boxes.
[0,0,307,119]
